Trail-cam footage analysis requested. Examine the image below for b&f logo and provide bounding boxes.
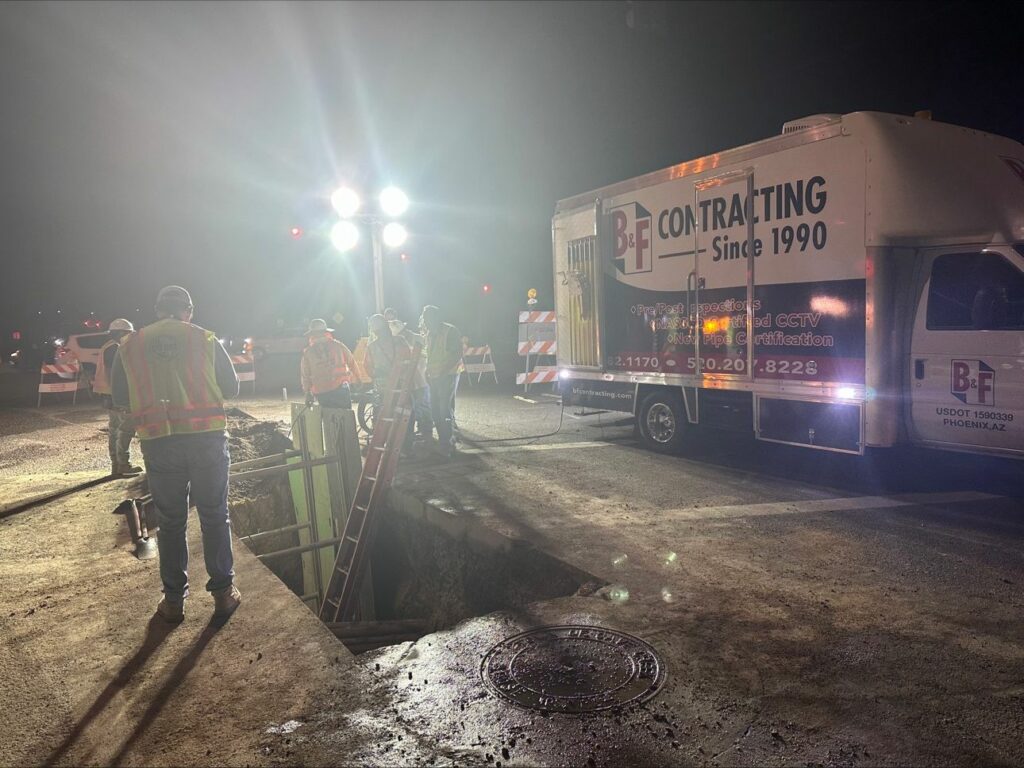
[609,202,652,275]
[951,359,995,406]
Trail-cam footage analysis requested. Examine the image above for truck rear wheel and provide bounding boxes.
[638,390,688,454]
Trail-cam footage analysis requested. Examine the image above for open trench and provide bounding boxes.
[223,411,601,655]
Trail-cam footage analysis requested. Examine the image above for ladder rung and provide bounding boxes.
[372,445,385,451]
[325,597,340,608]
[354,505,368,512]
[344,535,359,543]
[379,417,395,423]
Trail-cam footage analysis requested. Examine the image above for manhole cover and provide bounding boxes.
[481,625,666,713]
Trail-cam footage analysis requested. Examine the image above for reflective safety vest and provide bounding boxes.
[92,338,118,396]
[118,318,226,440]
[424,323,465,379]
[301,336,354,394]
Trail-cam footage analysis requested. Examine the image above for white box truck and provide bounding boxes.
[553,111,1024,458]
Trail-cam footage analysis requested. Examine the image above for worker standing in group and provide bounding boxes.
[111,285,240,624]
[92,318,142,477]
[384,307,432,442]
[300,318,356,409]
[420,305,464,459]
[365,314,415,456]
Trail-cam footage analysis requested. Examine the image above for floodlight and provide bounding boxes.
[382,222,408,248]
[330,187,361,218]
[379,186,409,217]
[330,220,360,252]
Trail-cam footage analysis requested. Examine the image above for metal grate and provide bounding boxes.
[565,236,600,367]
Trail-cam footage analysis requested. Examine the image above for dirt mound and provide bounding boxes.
[225,411,306,598]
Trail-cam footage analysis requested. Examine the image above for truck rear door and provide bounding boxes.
[909,245,1024,455]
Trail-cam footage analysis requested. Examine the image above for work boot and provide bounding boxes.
[212,585,242,618]
[156,597,185,624]
[116,464,144,477]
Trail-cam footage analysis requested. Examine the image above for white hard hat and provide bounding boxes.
[304,318,334,335]
[108,318,134,333]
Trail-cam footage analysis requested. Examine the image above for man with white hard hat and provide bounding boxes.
[92,318,141,476]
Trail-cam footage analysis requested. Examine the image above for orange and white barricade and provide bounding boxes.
[462,344,498,385]
[37,361,81,407]
[517,311,557,392]
[516,366,558,386]
[518,311,557,324]
[516,340,557,356]
[231,353,256,394]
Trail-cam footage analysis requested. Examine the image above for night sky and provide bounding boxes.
[1,0,1021,349]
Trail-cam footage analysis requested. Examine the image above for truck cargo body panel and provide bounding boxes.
[554,112,1024,458]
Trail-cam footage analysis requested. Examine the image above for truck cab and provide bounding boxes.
[908,244,1024,455]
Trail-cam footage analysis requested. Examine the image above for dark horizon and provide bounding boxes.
[2,0,1022,347]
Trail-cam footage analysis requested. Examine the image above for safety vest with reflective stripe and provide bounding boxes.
[118,319,226,440]
[424,323,465,379]
[92,338,118,395]
[301,335,354,394]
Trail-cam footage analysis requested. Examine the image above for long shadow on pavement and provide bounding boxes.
[108,617,226,767]
[43,615,177,767]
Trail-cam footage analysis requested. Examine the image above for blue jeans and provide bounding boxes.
[428,374,459,449]
[316,383,352,409]
[141,431,233,601]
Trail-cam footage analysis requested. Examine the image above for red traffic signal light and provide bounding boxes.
[482,283,492,294]
[399,252,409,263]
[289,226,302,239]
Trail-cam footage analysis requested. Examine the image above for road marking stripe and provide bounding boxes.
[460,440,613,455]
[667,491,1000,520]
[512,395,537,404]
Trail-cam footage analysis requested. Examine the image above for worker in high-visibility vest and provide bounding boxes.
[384,307,433,441]
[111,285,240,624]
[300,318,356,409]
[420,305,464,459]
[92,318,142,477]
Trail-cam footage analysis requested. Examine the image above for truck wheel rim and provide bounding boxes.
[646,403,675,443]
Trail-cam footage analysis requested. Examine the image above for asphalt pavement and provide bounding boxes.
[2,388,1022,765]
